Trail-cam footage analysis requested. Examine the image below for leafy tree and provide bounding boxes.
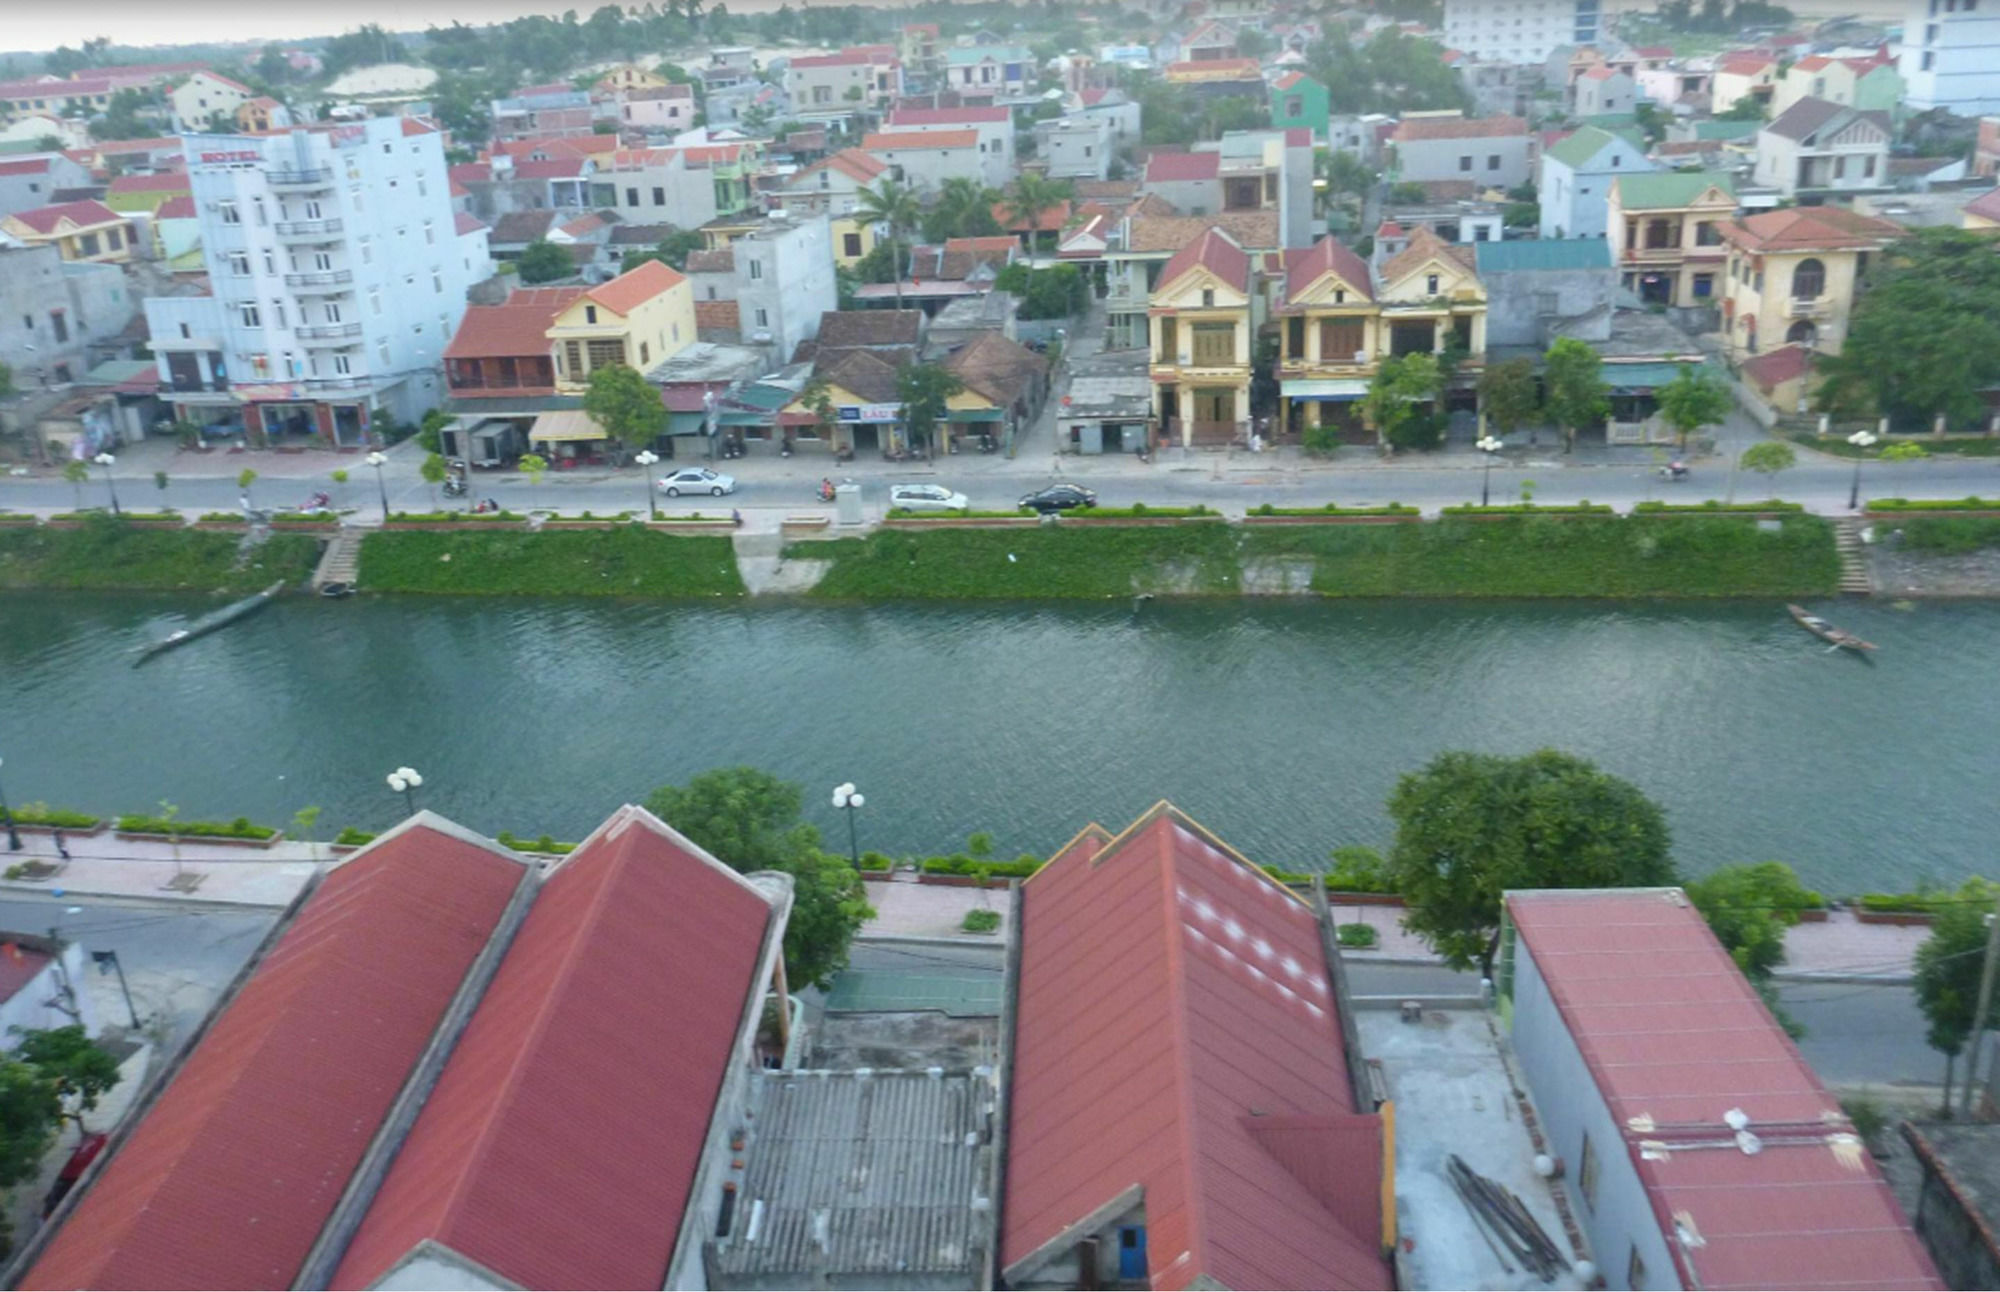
[152,470,169,510]
[321,23,409,77]
[1685,861,1821,1036]
[1478,357,1541,443]
[1656,364,1732,450]
[517,238,574,285]
[0,1059,59,1191]
[1544,336,1609,453]
[419,452,449,506]
[1384,749,1678,977]
[1880,440,1930,465]
[12,1027,120,1131]
[1717,93,1767,121]
[998,172,1072,251]
[921,177,1001,242]
[621,229,706,274]
[642,767,873,989]
[1913,878,2000,1108]
[236,467,258,508]
[896,362,964,457]
[1235,27,1275,59]
[1365,352,1443,452]
[61,460,88,509]
[1318,150,1377,214]
[1818,229,2000,432]
[855,178,922,309]
[582,362,666,465]
[1304,28,1468,117]
[1739,440,1796,487]
[518,452,547,510]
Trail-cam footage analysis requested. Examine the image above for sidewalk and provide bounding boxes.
[0,828,322,909]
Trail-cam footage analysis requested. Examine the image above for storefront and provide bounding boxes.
[527,408,610,465]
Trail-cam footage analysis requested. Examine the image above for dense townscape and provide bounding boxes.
[0,1,1999,1289]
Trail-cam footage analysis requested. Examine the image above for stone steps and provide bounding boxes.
[311,528,364,591]
[1833,517,1873,595]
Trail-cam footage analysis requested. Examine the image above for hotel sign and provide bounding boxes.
[196,149,260,166]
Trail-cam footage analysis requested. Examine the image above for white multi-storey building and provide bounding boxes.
[1441,0,1601,65]
[1901,0,2000,117]
[147,117,491,446]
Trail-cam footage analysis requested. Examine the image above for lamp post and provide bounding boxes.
[831,782,865,869]
[1846,427,1878,511]
[634,449,659,518]
[386,766,423,816]
[91,950,142,1029]
[365,450,391,520]
[1476,434,1503,507]
[93,452,120,516]
[0,755,20,853]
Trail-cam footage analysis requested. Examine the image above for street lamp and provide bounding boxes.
[1846,428,1878,511]
[1476,434,1504,507]
[831,782,865,869]
[365,450,391,520]
[386,766,423,816]
[0,755,20,853]
[634,449,659,518]
[93,452,120,516]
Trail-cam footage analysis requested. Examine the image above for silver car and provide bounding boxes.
[658,467,736,497]
[890,483,970,511]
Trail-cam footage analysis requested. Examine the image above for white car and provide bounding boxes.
[890,483,970,511]
[658,467,736,497]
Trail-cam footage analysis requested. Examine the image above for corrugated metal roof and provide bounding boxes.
[1002,805,1391,1292]
[824,969,1003,1016]
[21,822,527,1292]
[1507,889,1942,1292]
[329,806,783,1292]
[710,1070,995,1283]
[1475,238,1613,273]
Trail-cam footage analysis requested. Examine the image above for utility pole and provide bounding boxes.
[1961,902,2000,1118]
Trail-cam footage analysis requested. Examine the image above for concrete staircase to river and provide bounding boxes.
[1833,518,1873,596]
[311,527,364,592]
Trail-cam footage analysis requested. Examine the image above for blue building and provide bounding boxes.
[1538,124,1655,241]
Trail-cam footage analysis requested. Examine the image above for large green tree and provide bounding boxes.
[921,177,1002,243]
[622,229,707,274]
[12,1026,121,1132]
[1544,337,1610,453]
[1385,750,1678,976]
[1685,861,1822,1036]
[1655,364,1732,450]
[999,172,1073,252]
[854,178,922,309]
[1913,878,2000,1108]
[1818,228,2000,432]
[644,768,873,989]
[896,362,964,458]
[582,362,666,465]
[1365,353,1443,452]
[1477,357,1541,442]
[516,239,574,285]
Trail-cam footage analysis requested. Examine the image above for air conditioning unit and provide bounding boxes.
[1353,350,1367,363]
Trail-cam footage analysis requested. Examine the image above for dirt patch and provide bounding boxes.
[1239,556,1317,595]
[1865,533,2000,597]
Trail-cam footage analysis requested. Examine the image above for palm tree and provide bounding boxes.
[1000,173,1073,253]
[855,177,923,310]
[927,176,999,241]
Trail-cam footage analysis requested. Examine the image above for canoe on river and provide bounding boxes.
[1787,603,1876,653]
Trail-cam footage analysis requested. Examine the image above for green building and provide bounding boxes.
[1269,70,1329,139]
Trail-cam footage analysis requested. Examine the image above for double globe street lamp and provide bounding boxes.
[634,449,660,519]
[364,450,391,519]
[1846,427,1879,511]
[832,782,865,869]
[1476,434,1504,507]
[386,766,424,816]
[93,452,121,516]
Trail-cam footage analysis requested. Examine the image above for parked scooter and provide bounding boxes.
[1659,460,1690,481]
[442,475,468,498]
[977,433,998,454]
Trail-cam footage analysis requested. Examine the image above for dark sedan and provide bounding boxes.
[1019,484,1099,513]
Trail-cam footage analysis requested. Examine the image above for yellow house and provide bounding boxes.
[1606,171,1737,307]
[595,64,670,93]
[546,259,695,393]
[0,199,133,264]
[830,215,878,266]
[1963,188,2000,230]
[1149,228,1256,448]
[1718,205,1902,361]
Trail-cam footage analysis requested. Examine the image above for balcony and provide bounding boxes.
[267,168,333,191]
[284,269,353,294]
[297,322,362,346]
[1786,297,1830,320]
[274,218,344,243]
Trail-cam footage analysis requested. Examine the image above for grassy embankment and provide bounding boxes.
[1893,517,2000,554]
[788,514,1841,600]
[0,521,319,593]
[358,527,746,597]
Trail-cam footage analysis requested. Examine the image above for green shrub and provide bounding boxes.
[359,529,745,598]
[1326,845,1394,893]
[334,827,377,846]
[1841,1093,1888,1145]
[1897,516,2000,554]
[495,830,577,854]
[858,851,894,871]
[116,814,276,840]
[1633,500,1804,513]
[1439,503,1616,515]
[198,513,246,523]
[0,522,316,592]
[1251,503,1422,517]
[7,803,99,829]
[1857,891,1948,914]
[1336,922,1379,949]
[1865,497,2000,511]
[919,854,1042,878]
[961,908,1002,933]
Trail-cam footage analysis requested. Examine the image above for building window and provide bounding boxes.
[272,302,286,327]
[749,259,764,280]
[1578,1132,1600,1212]
[585,305,598,324]
[264,250,278,274]
[1191,322,1234,364]
[49,311,67,344]
[334,352,352,375]
[1426,273,1440,295]
[1459,154,1473,171]
[653,186,666,205]
[843,231,862,256]
[239,302,261,327]
[218,201,240,225]
[640,341,650,364]
[1792,258,1826,299]
[1627,1246,1646,1288]
[755,307,769,327]
[627,186,641,206]
[1201,288,1215,307]
[370,290,382,315]
[229,251,251,276]
[1487,154,1501,170]
[424,221,436,245]
[1695,221,1721,246]
[325,301,342,323]
[1320,318,1363,360]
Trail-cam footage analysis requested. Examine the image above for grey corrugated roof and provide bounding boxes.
[1475,239,1613,273]
[710,1069,996,1284]
[824,969,1004,1016]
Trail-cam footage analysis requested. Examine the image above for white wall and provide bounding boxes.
[1396,133,1536,189]
[1509,938,1680,1290]
[0,944,102,1043]
[1902,0,2000,115]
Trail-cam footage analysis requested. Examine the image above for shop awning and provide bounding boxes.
[528,409,606,442]
[946,408,1004,422]
[1283,378,1369,401]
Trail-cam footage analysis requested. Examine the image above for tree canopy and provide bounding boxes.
[1478,358,1541,438]
[1544,337,1610,451]
[1655,365,1733,449]
[1304,28,1468,117]
[515,239,573,285]
[582,363,666,463]
[643,767,873,989]
[12,1025,121,1131]
[897,362,965,454]
[1685,861,1822,1036]
[1385,749,1678,976]
[1913,878,2000,1099]
[622,229,707,275]
[1366,353,1443,451]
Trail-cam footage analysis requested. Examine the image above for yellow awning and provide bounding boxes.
[528,409,607,442]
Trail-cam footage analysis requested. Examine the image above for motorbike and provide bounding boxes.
[298,491,332,511]
[442,476,468,498]
[1659,461,1690,481]
[817,479,837,502]
[977,433,998,454]
[472,497,502,514]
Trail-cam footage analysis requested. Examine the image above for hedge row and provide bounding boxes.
[1250,503,1422,517]
[4,805,100,829]
[919,853,1044,879]
[1632,500,1804,513]
[116,814,276,840]
[1866,497,2000,511]
[1439,502,1617,515]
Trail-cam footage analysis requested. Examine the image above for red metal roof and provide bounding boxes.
[885,105,1010,127]
[1506,890,1942,1292]
[330,807,779,1291]
[1966,187,2000,223]
[1144,150,1221,183]
[21,824,525,1292]
[1157,226,1251,294]
[1391,113,1528,141]
[6,199,121,235]
[108,172,190,195]
[1003,805,1391,1292]
[1283,234,1375,305]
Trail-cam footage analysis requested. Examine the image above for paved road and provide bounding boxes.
[0,895,278,1050]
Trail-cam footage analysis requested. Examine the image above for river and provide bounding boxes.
[5,592,1995,894]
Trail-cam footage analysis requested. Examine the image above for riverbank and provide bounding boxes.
[0,521,319,594]
[357,528,745,598]
[1865,516,2000,597]
[789,513,1841,600]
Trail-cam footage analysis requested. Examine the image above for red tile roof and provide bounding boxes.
[0,941,53,1002]
[1740,343,1814,393]
[695,298,741,331]
[454,211,487,236]
[21,823,526,1291]
[1718,52,1777,75]
[329,807,780,1291]
[1157,226,1251,293]
[794,147,888,187]
[1506,890,1942,1292]
[0,158,54,177]
[1391,113,1527,141]
[865,128,979,150]
[108,172,190,195]
[1145,150,1221,183]
[587,257,685,315]
[1162,57,1264,81]
[444,292,577,361]
[154,194,196,220]
[190,70,253,94]
[788,50,873,68]
[992,198,1072,233]
[1965,187,2000,222]
[511,157,585,180]
[1718,205,1903,253]
[5,199,121,235]
[1003,806,1391,1291]
[885,104,1010,126]
[1283,235,1374,305]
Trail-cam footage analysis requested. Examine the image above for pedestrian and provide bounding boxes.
[51,830,69,862]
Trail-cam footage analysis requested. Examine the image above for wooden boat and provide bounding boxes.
[134,581,286,662]
[1787,604,1877,653]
